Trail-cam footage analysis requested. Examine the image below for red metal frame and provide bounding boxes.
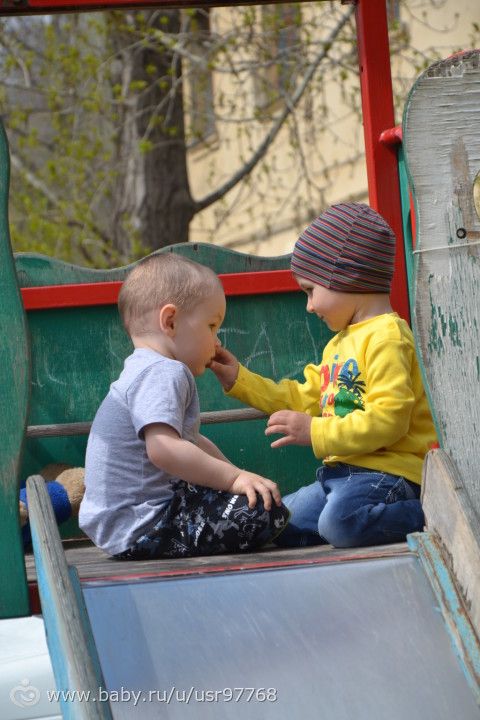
[0,0,303,13]
[355,0,410,322]
[21,269,299,310]
[379,125,403,148]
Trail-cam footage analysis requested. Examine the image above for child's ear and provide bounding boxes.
[158,304,178,335]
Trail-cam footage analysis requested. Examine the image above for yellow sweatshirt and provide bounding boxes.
[227,313,436,484]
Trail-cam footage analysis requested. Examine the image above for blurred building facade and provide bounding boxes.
[186,1,479,256]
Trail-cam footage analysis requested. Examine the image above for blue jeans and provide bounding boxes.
[274,464,424,548]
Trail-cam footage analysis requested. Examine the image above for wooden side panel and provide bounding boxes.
[421,449,480,654]
[14,243,292,286]
[403,51,480,513]
[408,528,480,702]
[0,122,30,618]
[27,475,112,719]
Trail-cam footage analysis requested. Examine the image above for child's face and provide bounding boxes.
[294,275,356,332]
[173,287,226,376]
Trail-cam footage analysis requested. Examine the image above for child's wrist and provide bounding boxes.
[224,364,239,392]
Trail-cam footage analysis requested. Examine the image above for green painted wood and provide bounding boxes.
[14,243,291,286]
[17,248,332,497]
[408,530,480,703]
[0,121,31,619]
[403,51,480,516]
[397,145,415,314]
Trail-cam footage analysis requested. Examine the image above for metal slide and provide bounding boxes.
[82,554,479,720]
[27,477,480,720]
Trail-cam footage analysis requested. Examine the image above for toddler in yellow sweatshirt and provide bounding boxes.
[210,202,436,548]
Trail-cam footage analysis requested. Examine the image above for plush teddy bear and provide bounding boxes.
[19,463,85,547]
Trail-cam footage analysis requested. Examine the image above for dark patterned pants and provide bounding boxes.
[115,481,290,560]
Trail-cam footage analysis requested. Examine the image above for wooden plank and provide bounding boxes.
[0,121,30,618]
[26,408,268,438]
[408,530,480,702]
[26,475,113,719]
[24,540,412,582]
[421,448,480,641]
[403,50,480,516]
[27,541,412,616]
[15,243,292,287]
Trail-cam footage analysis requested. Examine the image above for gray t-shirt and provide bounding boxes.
[79,348,200,555]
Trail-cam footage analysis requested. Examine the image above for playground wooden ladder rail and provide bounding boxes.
[25,408,268,439]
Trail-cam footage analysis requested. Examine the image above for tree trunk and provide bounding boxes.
[110,10,195,260]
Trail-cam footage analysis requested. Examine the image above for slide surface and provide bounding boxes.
[82,554,480,719]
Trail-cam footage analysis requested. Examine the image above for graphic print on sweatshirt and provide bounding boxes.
[319,355,366,418]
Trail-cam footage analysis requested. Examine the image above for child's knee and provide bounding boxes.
[242,497,289,535]
[221,496,286,552]
[257,499,290,530]
[317,509,366,548]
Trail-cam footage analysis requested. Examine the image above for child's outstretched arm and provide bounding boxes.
[144,423,282,510]
[209,346,320,417]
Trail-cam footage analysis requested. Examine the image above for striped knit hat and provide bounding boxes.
[291,203,396,293]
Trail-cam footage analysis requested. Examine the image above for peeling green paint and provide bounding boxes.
[428,304,444,354]
[408,532,480,704]
[448,315,462,347]
[429,306,462,349]
[439,308,447,337]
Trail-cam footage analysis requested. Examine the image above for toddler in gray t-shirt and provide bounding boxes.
[79,254,289,559]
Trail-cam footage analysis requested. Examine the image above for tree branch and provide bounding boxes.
[193,5,355,213]
[10,151,114,254]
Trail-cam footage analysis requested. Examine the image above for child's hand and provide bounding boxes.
[229,470,282,510]
[265,411,312,448]
[207,346,239,391]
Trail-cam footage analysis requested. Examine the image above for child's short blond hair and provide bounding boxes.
[118,253,223,335]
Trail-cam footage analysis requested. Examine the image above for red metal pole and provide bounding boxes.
[355,0,410,322]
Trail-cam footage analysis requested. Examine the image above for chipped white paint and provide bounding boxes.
[403,51,480,513]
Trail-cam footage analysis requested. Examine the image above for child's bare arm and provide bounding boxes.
[144,423,281,510]
[197,434,232,463]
